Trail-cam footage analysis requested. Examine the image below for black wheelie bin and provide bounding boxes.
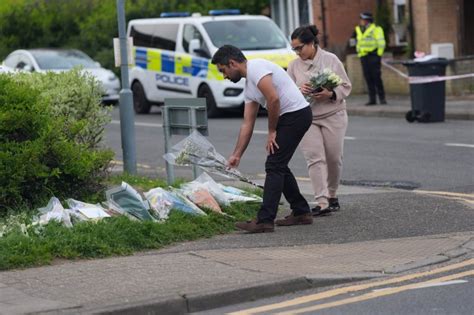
[403,58,449,123]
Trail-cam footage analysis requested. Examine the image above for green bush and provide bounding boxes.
[0,71,114,212]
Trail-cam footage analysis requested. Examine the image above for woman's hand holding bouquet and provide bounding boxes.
[300,68,342,103]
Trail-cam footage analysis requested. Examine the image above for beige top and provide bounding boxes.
[287,47,352,119]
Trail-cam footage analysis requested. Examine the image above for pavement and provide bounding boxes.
[345,94,474,121]
[1,177,473,315]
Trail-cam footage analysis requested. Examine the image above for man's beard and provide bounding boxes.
[230,75,241,83]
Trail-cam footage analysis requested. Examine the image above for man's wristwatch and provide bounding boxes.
[331,90,337,101]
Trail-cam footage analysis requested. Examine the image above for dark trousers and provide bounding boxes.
[361,54,385,102]
[257,106,312,223]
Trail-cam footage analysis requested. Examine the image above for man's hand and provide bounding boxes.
[227,155,241,168]
[266,130,279,155]
[312,87,333,102]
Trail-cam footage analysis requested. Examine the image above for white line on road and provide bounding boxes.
[111,121,357,140]
[111,120,162,128]
[445,143,474,148]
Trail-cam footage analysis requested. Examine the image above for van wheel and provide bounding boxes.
[132,82,151,114]
[198,85,220,118]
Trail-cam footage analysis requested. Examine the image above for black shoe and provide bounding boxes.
[311,206,332,217]
[365,101,377,106]
[328,198,340,211]
[379,99,387,105]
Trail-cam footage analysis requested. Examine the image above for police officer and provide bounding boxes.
[354,12,387,106]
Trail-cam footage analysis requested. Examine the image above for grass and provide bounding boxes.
[0,174,261,270]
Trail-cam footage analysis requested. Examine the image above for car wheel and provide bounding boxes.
[132,82,151,114]
[198,84,220,118]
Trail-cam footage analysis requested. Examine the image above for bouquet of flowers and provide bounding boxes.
[163,130,263,188]
[305,68,343,101]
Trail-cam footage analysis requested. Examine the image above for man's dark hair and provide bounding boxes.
[211,45,247,65]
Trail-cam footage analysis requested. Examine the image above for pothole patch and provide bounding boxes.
[341,180,420,190]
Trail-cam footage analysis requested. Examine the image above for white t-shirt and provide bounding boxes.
[244,59,308,115]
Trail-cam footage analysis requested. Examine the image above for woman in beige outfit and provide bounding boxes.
[287,25,352,216]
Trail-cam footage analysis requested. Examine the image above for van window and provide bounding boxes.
[182,24,203,52]
[182,24,211,57]
[131,23,179,51]
[202,19,287,50]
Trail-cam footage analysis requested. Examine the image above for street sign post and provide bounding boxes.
[116,0,137,174]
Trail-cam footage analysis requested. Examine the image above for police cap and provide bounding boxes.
[360,12,373,21]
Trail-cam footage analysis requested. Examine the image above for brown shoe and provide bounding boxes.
[235,219,275,233]
[275,212,313,226]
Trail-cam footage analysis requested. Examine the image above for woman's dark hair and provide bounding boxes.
[291,25,319,45]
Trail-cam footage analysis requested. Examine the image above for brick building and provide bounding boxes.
[270,0,473,95]
[270,0,473,58]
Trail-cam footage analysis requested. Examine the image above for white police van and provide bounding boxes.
[127,10,296,117]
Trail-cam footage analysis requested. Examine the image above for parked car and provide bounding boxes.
[0,65,13,74]
[2,49,120,104]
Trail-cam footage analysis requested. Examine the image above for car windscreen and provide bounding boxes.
[202,19,288,50]
[31,50,99,70]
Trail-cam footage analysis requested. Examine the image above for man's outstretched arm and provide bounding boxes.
[257,74,280,155]
[227,101,260,168]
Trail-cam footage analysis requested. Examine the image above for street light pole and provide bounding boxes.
[116,0,137,174]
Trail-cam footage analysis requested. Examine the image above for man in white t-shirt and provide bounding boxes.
[211,45,313,233]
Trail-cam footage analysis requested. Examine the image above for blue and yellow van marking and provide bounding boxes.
[134,47,224,81]
[133,48,296,82]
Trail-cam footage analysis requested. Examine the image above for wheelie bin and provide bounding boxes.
[403,58,449,123]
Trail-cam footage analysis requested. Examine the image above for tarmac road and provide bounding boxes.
[106,103,474,192]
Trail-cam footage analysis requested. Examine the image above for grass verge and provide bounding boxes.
[0,174,261,270]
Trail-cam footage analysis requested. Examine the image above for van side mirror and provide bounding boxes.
[189,39,210,58]
[189,39,201,54]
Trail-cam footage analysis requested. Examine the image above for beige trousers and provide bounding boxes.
[299,110,348,208]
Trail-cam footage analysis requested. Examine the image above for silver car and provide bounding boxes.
[2,49,120,104]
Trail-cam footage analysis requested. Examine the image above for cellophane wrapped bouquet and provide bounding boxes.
[305,68,343,102]
[163,130,262,188]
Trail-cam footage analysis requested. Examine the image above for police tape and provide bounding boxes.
[381,59,474,84]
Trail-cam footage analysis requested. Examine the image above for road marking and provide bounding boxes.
[275,269,474,314]
[373,279,468,292]
[111,160,152,169]
[110,121,357,141]
[253,129,356,140]
[228,259,474,315]
[445,143,474,148]
[414,190,474,199]
[111,120,162,128]
[414,190,474,205]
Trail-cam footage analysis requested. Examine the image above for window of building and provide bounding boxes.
[393,0,407,45]
[298,0,310,25]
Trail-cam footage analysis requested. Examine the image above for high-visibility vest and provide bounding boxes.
[355,23,386,57]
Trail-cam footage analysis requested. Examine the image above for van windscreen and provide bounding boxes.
[202,19,287,50]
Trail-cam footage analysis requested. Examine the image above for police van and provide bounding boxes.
[127,10,296,117]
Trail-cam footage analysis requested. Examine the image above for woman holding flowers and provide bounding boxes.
[287,24,352,216]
